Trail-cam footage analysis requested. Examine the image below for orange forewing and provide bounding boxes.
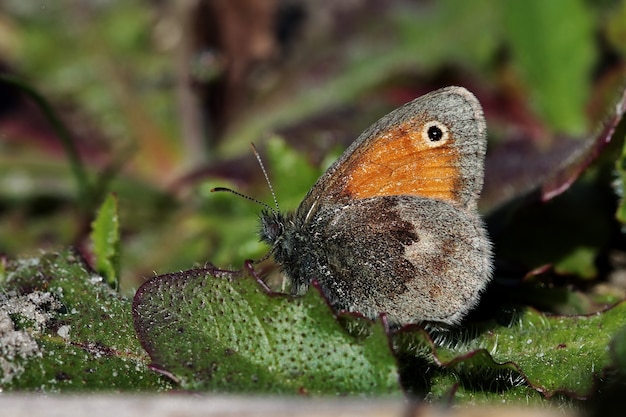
[340,120,461,204]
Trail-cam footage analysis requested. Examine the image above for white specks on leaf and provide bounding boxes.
[57,325,71,340]
[0,290,62,385]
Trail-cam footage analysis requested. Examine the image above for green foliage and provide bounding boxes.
[503,0,595,135]
[131,268,626,401]
[90,193,121,287]
[3,244,626,403]
[133,269,401,394]
[0,249,169,391]
[433,306,626,397]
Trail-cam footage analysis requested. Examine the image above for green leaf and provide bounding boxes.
[0,249,169,391]
[90,193,121,288]
[397,304,626,398]
[503,0,595,135]
[132,268,402,395]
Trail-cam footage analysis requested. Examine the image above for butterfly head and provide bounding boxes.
[259,209,286,247]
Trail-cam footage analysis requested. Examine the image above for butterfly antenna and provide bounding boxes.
[210,187,273,212]
[251,143,280,213]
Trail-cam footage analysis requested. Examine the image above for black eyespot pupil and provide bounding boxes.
[427,125,443,142]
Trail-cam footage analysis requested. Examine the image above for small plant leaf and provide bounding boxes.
[132,267,402,395]
[90,193,121,288]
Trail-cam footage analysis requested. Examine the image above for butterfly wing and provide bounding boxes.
[311,195,492,324]
[299,86,487,218]
[275,86,491,325]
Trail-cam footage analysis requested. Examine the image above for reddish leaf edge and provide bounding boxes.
[541,85,626,202]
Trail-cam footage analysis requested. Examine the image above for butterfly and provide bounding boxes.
[254,86,492,326]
